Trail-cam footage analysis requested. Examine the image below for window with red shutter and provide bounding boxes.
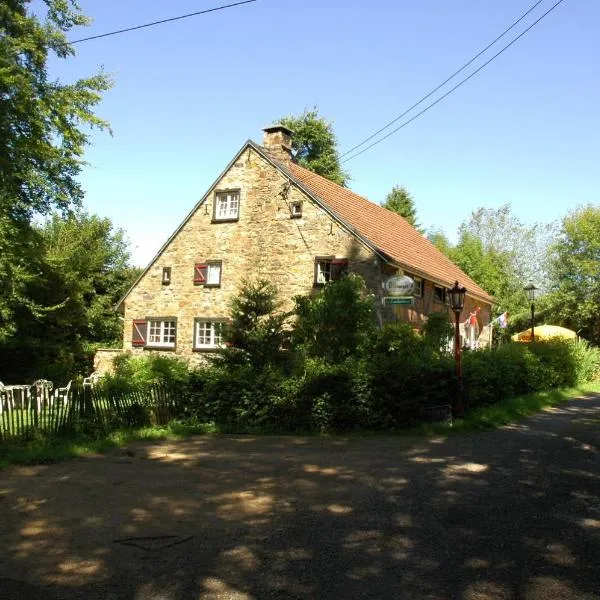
[132,320,147,347]
[194,263,207,285]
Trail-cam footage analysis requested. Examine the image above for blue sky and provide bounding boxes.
[45,0,599,266]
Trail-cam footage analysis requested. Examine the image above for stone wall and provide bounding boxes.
[93,349,125,374]
[121,145,492,365]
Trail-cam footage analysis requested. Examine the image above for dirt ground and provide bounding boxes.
[1,394,600,600]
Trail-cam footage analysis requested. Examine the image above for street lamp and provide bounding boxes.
[448,281,467,416]
[523,282,539,342]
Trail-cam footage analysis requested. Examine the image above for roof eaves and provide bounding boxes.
[115,140,256,311]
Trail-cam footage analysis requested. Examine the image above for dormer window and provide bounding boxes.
[214,190,240,221]
[290,201,303,218]
[162,267,171,285]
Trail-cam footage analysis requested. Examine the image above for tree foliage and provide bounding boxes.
[382,185,420,230]
[429,205,551,319]
[279,108,349,187]
[543,205,600,343]
[293,275,376,363]
[0,0,112,220]
[41,212,140,345]
[0,1,117,380]
[219,279,292,369]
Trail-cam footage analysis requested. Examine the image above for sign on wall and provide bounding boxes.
[383,275,415,297]
[382,296,414,306]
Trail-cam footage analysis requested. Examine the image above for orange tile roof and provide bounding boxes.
[283,160,493,303]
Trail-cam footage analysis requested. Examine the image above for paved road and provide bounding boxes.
[1,394,600,600]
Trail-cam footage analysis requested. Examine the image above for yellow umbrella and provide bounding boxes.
[512,324,577,342]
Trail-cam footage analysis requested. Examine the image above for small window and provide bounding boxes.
[433,285,446,304]
[147,319,177,349]
[290,201,303,218]
[194,261,222,287]
[407,274,424,298]
[315,257,348,285]
[214,190,240,221]
[194,319,226,350]
[162,267,171,285]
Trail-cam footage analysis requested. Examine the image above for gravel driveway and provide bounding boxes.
[1,393,600,600]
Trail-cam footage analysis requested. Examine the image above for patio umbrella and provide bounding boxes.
[512,324,577,342]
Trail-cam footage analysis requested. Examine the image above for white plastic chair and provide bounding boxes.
[54,380,73,405]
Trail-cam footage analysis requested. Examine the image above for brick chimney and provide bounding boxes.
[262,124,293,163]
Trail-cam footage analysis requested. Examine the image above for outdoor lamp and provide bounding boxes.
[448,281,467,416]
[523,282,539,341]
[448,281,467,313]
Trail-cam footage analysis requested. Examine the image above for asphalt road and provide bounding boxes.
[1,394,600,600]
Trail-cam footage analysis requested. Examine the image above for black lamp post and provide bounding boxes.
[523,282,539,342]
[448,281,467,416]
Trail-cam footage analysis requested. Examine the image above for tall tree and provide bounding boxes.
[1,0,111,220]
[382,185,420,229]
[543,205,600,343]
[41,212,140,346]
[279,108,349,186]
[428,205,550,318]
[0,0,111,343]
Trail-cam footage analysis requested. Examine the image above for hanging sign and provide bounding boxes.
[382,296,414,306]
[383,275,415,297]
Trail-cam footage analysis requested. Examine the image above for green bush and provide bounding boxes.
[293,275,376,363]
[366,323,455,427]
[109,353,191,388]
[463,339,584,409]
[570,339,600,383]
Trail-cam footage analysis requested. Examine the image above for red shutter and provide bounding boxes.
[194,263,207,284]
[132,320,147,347]
[331,259,349,280]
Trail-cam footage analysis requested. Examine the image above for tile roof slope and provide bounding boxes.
[284,160,493,303]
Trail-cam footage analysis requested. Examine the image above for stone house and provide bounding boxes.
[108,125,493,368]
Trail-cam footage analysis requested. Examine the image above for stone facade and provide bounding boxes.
[118,139,491,366]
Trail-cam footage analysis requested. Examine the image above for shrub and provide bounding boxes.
[110,353,191,388]
[293,275,376,363]
[422,312,453,354]
[218,279,292,370]
[570,339,600,383]
[366,323,455,427]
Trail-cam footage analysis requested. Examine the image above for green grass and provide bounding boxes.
[1,384,599,468]
[404,383,600,436]
[0,420,217,469]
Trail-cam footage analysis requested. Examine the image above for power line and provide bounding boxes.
[340,0,547,159]
[66,0,258,46]
[341,0,567,164]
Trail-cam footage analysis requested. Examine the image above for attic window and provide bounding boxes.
[290,201,303,218]
[214,190,240,221]
[162,267,171,285]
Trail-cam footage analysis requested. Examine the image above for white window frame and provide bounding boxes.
[206,261,222,286]
[194,319,226,350]
[147,319,177,348]
[316,259,332,284]
[408,274,424,298]
[214,190,240,221]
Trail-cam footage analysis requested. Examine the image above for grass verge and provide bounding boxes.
[405,383,600,436]
[0,420,217,469]
[1,384,599,468]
